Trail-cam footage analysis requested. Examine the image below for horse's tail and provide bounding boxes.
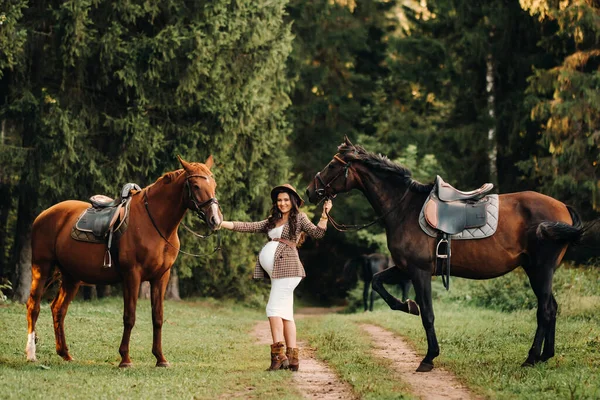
[536,205,584,244]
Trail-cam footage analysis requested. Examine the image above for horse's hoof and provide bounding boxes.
[119,362,133,368]
[407,300,420,316]
[416,361,434,372]
[156,361,170,368]
[26,356,37,362]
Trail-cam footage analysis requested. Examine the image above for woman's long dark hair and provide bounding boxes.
[266,190,305,246]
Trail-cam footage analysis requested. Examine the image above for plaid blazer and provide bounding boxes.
[232,213,326,279]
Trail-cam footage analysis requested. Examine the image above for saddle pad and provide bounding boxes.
[419,194,499,239]
[70,202,131,243]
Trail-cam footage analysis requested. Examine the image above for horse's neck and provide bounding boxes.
[355,168,408,216]
[355,168,424,228]
[144,175,187,237]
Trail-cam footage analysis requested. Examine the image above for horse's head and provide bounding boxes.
[306,136,360,204]
[178,155,223,230]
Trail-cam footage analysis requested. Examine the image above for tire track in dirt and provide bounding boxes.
[252,308,355,399]
[360,324,480,400]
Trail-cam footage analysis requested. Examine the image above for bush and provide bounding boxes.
[0,278,12,303]
[445,263,600,312]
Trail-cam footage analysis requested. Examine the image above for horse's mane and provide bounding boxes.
[150,163,212,187]
[339,142,434,193]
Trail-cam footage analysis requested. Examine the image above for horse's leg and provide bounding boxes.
[363,280,370,312]
[50,275,81,361]
[523,263,556,366]
[371,267,419,315]
[150,269,171,367]
[400,280,410,302]
[26,261,53,361]
[369,279,376,311]
[411,268,439,372]
[119,273,141,368]
[541,294,558,362]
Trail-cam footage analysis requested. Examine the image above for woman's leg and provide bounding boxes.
[283,319,297,348]
[268,317,284,343]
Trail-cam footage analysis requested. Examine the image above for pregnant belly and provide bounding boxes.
[259,242,279,271]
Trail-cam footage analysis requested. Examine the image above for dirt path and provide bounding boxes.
[360,324,480,400]
[252,308,355,399]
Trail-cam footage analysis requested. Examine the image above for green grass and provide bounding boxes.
[0,298,300,400]
[2,265,598,399]
[345,265,600,400]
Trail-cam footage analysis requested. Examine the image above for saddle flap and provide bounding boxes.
[435,201,467,235]
[423,192,489,236]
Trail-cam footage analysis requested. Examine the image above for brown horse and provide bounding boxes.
[26,156,222,367]
[306,137,585,372]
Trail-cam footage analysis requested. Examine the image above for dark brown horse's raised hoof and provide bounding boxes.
[407,299,420,316]
[156,361,170,367]
[416,361,434,372]
[119,362,133,368]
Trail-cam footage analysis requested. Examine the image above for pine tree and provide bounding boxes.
[1,0,295,300]
[521,0,600,218]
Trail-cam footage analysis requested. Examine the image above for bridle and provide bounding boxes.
[312,153,411,232]
[313,155,352,200]
[143,173,221,257]
[184,174,220,227]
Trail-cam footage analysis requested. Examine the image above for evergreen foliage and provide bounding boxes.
[0,0,597,303]
[521,0,600,218]
[1,0,294,299]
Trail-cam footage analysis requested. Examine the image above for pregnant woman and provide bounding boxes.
[219,184,332,371]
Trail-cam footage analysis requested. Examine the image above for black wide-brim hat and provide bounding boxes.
[270,183,305,207]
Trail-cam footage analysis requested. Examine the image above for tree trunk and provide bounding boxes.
[12,228,32,303]
[165,267,181,301]
[0,184,11,278]
[486,51,498,189]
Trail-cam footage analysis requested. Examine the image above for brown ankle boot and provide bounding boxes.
[268,342,288,371]
[286,347,299,371]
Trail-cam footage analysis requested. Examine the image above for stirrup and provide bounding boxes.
[436,238,449,259]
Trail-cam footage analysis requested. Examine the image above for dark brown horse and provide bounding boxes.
[26,156,222,367]
[306,137,585,372]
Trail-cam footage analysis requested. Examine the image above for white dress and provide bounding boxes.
[259,224,302,321]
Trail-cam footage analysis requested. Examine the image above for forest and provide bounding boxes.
[1,0,598,304]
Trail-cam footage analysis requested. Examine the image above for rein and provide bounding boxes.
[314,154,412,232]
[143,183,221,258]
[324,188,411,232]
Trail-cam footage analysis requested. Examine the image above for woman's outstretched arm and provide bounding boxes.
[219,219,268,233]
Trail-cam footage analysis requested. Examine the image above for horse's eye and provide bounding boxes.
[328,164,335,169]
[193,184,200,190]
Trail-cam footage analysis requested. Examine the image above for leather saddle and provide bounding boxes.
[424,176,493,235]
[423,176,494,290]
[71,183,141,267]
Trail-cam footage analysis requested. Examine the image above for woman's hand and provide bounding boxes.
[219,221,234,230]
[322,199,332,217]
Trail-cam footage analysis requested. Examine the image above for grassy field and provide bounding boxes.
[0,298,300,399]
[335,264,600,399]
[1,265,599,399]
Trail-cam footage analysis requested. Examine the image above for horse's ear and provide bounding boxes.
[204,155,214,169]
[344,135,354,147]
[177,155,192,171]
